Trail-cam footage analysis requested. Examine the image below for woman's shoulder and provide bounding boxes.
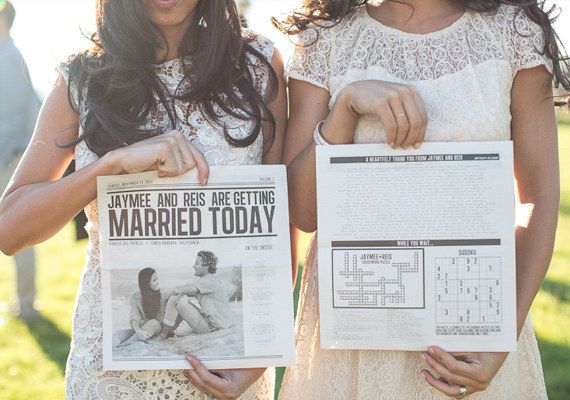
[293,8,363,49]
[58,50,95,81]
[130,291,143,302]
[480,3,544,39]
[243,29,275,62]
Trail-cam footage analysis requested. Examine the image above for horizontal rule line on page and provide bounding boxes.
[329,154,500,164]
[331,239,501,247]
[106,186,276,194]
[113,355,283,361]
[108,234,278,241]
[114,182,275,187]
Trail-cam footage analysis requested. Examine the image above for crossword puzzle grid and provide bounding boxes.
[435,257,502,324]
[334,250,421,308]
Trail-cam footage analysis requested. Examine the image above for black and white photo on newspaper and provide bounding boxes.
[97,165,295,370]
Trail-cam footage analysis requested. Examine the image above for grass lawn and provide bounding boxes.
[1,123,569,399]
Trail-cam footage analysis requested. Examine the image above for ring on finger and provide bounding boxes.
[459,385,468,398]
[396,113,407,118]
[207,394,216,400]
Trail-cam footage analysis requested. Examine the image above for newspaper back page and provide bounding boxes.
[316,142,517,352]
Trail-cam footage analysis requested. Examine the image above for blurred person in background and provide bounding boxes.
[0,0,40,320]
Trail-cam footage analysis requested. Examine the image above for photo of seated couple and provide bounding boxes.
[111,251,244,360]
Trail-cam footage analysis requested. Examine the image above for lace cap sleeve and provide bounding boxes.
[502,6,553,76]
[247,31,275,64]
[245,31,276,96]
[286,23,334,90]
[57,62,81,110]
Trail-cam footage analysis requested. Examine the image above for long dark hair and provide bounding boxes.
[274,0,570,94]
[64,0,278,157]
[138,267,161,320]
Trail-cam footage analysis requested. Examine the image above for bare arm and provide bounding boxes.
[258,49,301,282]
[261,49,287,166]
[511,66,559,334]
[284,79,428,232]
[173,284,201,296]
[421,65,560,397]
[282,80,330,233]
[0,74,209,256]
[0,74,99,254]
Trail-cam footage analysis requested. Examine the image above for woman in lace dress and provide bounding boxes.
[114,268,170,348]
[277,0,568,398]
[0,0,286,399]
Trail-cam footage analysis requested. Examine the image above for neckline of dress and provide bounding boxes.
[361,5,470,39]
[153,56,191,69]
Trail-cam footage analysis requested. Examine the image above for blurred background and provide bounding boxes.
[0,0,569,399]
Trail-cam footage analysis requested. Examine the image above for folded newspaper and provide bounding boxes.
[316,141,517,352]
[97,166,295,370]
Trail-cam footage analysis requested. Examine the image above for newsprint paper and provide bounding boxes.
[97,166,295,370]
[316,142,517,352]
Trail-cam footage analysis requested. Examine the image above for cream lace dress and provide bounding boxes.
[60,33,275,400]
[280,5,551,400]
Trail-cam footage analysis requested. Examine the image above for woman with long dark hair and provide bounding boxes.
[0,0,286,398]
[276,0,568,398]
[114,268,168,347]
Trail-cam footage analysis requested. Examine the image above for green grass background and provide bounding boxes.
[1,121,569,399]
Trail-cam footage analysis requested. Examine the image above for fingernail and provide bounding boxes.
[421,353,427,360]
[413,143,421,149]
[428,347,436,354]
[202,178,208,186]
[419,372,426,380]
[186,355,194,362]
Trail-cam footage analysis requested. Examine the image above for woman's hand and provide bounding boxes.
[420,346,508,398]
[325,80,428,148]
[184,355,265,400]
[106,130,210,183]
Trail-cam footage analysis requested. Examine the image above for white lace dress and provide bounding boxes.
[280,5,551,400]
[60,33,276,400]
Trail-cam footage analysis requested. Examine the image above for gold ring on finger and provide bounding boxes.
[459,385,468,398]
[396,113,407,118]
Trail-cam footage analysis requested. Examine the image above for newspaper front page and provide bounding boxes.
[97,166,295,370]
[316,142,517,352]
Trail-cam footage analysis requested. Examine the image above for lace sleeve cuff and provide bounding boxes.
[285,68,329,90]
[507,8,554,76]
[285,25,332,91]
[57,62,81,110]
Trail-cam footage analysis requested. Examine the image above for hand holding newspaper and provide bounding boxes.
[97,165,295,370]
[316,141,517,352]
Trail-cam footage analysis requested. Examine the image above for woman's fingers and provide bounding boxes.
[398,87,424,149]
[412,89,428,146]
[124,130,209,182]
[363,82,427,149]
[387,96,409,148]
[184,369,207,393]
[157,143,185,178]
[377,100,398,147]
[185,355,236,399]
[428,346,475,377]
[422,352,478,387]
[421,370,473,399]
[187,142,210,186]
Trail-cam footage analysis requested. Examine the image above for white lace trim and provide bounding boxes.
[287,4,553,89]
